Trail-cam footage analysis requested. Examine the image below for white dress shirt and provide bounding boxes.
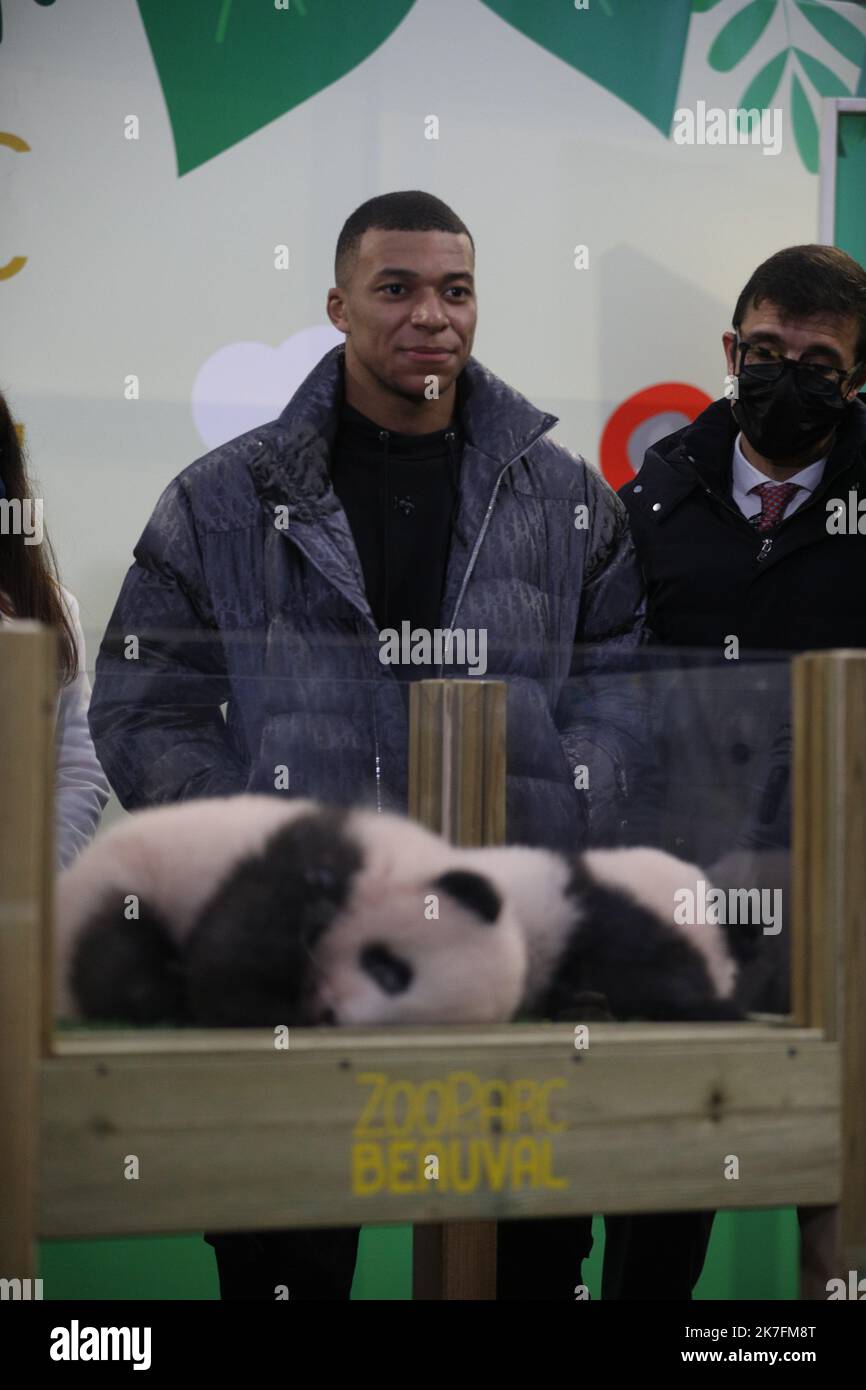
[731,433,827,522]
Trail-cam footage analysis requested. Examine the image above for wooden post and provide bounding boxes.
[409,679,506,1300]
[793,652,866,1295]
[0,625,56,1287]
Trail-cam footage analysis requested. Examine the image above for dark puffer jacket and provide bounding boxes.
[620,394,866,865]
[88,346,646,849]
[620,395,866,652]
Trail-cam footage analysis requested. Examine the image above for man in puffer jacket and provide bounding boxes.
[88,191,647,1300]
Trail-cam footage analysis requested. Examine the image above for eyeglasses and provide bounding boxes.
[734,335,860,397]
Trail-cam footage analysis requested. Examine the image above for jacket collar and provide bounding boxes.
[627,394,866,517]
[250,344,556,519]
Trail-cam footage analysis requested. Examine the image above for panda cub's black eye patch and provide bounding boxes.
[360,944,413,995]
[432,870,501,924]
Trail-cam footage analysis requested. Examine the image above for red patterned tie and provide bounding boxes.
[750,481,801,533]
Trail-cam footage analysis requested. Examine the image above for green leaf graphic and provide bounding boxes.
[479,0,693,136]
[692,0,725,11]
[790,68,819,172]
[136,0,417,176]
[738,47,788,112]
[794,46,849,97]
[796,1,866,69]
[708,0,777,73]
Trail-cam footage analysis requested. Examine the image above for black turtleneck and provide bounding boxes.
[330,400,462,655]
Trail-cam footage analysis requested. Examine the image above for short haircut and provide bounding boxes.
[334,190,474,286]
[732,244,866,363]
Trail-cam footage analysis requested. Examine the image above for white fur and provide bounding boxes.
[57,794,735,1029]
[309,809,527,1024]
[56,798,527,1026]
[457,845,577,1006]
[55,795,318,1017]
[460,843,737,1008]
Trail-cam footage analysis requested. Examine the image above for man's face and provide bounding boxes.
[327,228,476,401]
[723,301,864,397]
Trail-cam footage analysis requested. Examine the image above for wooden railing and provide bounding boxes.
[1,626,863,1298]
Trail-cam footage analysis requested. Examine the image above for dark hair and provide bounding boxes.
[0,388,78,685]
[334,190,473,285]
[733,244,866,363]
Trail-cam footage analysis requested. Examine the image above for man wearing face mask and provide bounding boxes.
[618,244,866,888]
[619,244,866,872]
[621,243,866,655]
[607,245,866,1302]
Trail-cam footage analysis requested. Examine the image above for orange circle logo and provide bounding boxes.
[600,383,712,491]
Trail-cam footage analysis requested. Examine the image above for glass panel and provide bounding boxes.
[55,638,793,1031]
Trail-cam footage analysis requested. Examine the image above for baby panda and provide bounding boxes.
[58,795,740,1029]
[55,795,526,1029]
[457,843,742,1022]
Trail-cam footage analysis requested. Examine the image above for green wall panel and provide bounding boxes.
[38,1209,798,1300]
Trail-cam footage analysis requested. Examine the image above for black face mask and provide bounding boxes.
[732,363,851,460]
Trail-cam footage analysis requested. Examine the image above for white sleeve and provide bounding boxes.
[54,588,111,869]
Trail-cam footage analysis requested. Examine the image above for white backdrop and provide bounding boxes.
[3,0,865,649]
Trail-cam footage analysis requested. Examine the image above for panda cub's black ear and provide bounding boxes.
[431,870,501,924]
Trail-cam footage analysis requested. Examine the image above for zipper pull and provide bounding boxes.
[757,538,773,562]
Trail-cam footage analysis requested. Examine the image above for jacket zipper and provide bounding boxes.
[753,478,838,562]
[437,422,555,676]
[693,480,774,561]
[752,469,863,557]
[698,470,840,564]
[370,688,383,814]
[261,422,555,811]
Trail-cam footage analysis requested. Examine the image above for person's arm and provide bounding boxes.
[88,477,249,810]
[54,588,111,869]
[556,466,649,845]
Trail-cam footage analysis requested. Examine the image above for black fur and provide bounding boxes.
[184,808,360,1026]
[71,807,363,1028]
[71,897,188,1025]
[360,944,413,995]
[531,861,743,1024]
[432,870,501,924]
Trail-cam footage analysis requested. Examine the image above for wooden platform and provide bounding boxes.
[41,1022,836,1238]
